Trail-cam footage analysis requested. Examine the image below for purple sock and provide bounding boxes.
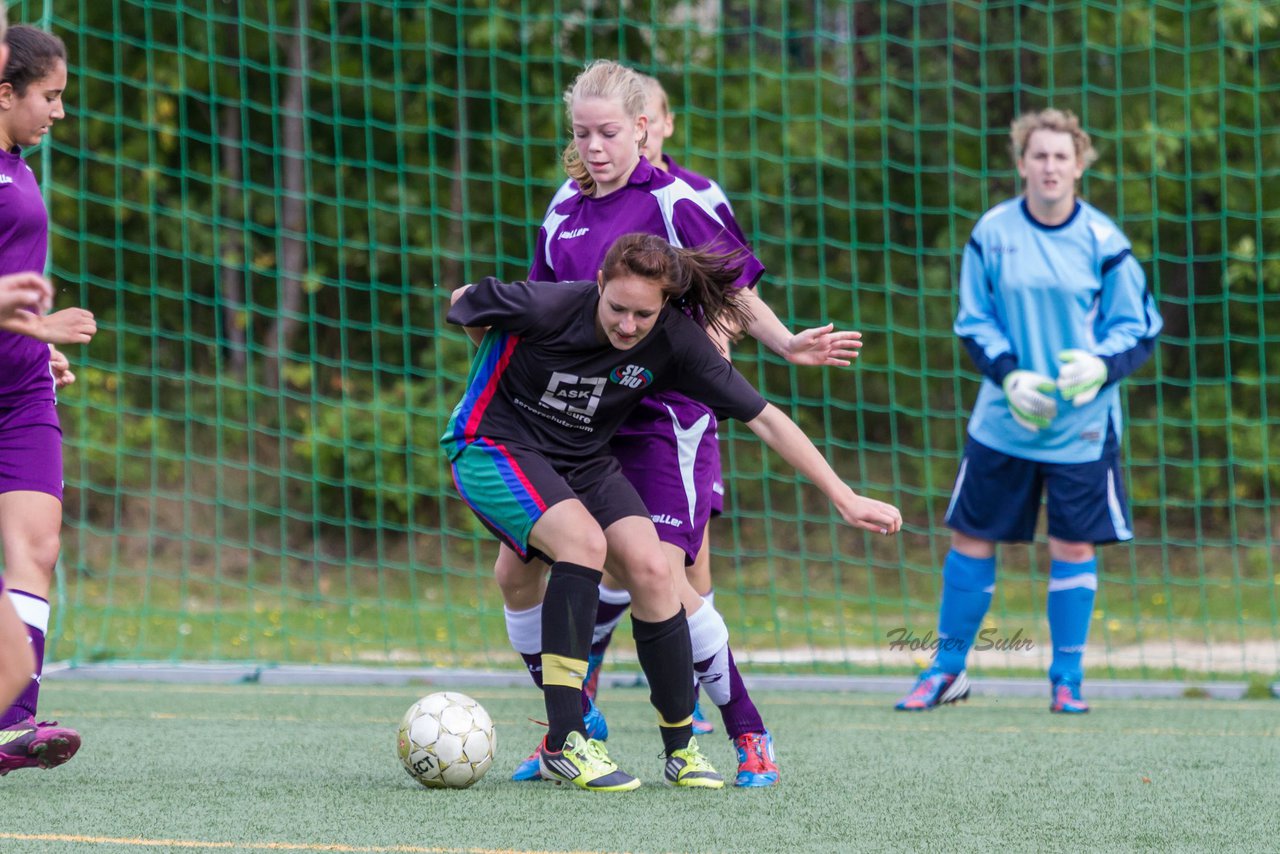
[519,652,543,689]
[521,653,592,714]
[589,630,614,659]
[2,589,46,728]
[694,647,764,739]
[590,598,629,657]
[595,599,630,622]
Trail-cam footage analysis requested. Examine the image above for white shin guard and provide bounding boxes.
[687,602,732,707]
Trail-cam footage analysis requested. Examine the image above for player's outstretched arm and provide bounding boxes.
[37,307,96,344]
[743,402,902,535]
[0,304,95,345]
[738,288,862,367]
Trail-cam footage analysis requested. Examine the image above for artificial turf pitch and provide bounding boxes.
[4,680,1277,853]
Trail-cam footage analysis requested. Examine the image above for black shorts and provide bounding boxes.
[450,440,649,563]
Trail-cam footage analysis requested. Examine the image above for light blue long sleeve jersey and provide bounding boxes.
[955,197,1163,464]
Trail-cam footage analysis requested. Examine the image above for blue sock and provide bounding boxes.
[933,550,996,675]
[1047,557,1098,685]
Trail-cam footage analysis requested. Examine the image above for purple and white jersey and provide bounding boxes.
[0,147,52,405]
[661,155,750,248]
[529,157,764,443]
[544,154,749,248]
[542,178,577,218]
[531,157,762,286]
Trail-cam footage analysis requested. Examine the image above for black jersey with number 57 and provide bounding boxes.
[441,278,766,465]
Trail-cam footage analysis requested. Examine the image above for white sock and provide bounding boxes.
[7,589,50,632]
[687,602,732,706]
[503,603,542,656]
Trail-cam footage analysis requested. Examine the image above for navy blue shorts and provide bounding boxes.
[944,431,1132,545]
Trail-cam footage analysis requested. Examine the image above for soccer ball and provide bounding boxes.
[397,691,497,789]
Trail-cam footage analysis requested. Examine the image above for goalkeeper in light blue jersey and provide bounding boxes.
[896,109,1162,715]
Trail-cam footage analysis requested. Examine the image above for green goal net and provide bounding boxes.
[18,1,1278,681]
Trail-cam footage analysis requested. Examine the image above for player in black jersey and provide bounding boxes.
[443,233,901,791]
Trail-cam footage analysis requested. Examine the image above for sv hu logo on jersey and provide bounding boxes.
[609,364,652,389]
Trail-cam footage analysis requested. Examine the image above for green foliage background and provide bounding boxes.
[10,0,1276,670]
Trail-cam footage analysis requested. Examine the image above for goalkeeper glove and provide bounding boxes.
[1056,349,1107,405]
[1002,370,1058,432]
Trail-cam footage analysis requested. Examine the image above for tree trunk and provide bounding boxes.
[218,84,247,376]
[438,68,468,291]
[263,0,309,390]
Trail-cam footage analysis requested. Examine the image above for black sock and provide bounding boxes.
[541,561,602,750]
[632,608,695,756]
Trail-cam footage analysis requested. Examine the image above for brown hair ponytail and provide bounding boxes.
[600,233,754,339]
[2,26,66,96]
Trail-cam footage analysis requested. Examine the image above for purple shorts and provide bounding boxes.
[612,393,721,565]
[709,428,725,516]
[0,400,62,501]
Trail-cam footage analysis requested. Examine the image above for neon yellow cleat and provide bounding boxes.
[663,736,725,789]
[538,731,640,792]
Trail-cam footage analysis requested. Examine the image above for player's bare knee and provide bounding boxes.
[493,556,540,600]
[951,530,995,559]
[13,529,61,577]
[618,555,672,603]
[554,526,607,569]
[1049,539,1095,563]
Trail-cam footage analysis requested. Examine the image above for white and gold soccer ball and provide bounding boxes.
[397,691,497,789]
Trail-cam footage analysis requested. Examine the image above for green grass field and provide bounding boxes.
[50,546,1280,671]
[6,679,1278,853]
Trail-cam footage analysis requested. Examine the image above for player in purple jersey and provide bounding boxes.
[0,25,99,776]
[580,72,762,740]
[0,268,57,710]
[445,233,902,791]
[504,60,865,787]
[639,74,749,248]
[543,75,749,248]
